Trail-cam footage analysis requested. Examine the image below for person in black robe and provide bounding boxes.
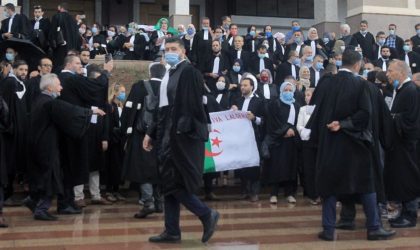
[227,59,244,102]
[262,26,279,57]
[146,38,219,244]
[120,62,165,218]
[49,3,81,73]
[0,3,32,40]
[204,40,229,93]
[122,31,147,60]
[0,60,28,206]
[231,74,264,202]
[263,81,300,204]
[214,75,235,111]
[307,49,395,241]
[89,24,107,59]
[191,18,213,72]
[28,73,105,221]
[399,39,420,74]
[25,57,53,113]
[244,25,260,53]
[181,24,196,62]
[31,5,50,53]
[350,20,376,62]
[274,50,300,85]
[56,55,111,214]
[228,36,251,72]
[249,44,274,78]
[336,76,393,230]
[0,96,9,227]
[384,60,420,228]
[256,69,278,101]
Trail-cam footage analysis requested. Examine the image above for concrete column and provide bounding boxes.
[95,0,102,24]
[169,0,191,28]
[408,0,416,8]
[314,0,341,37]
[133,0,140,23]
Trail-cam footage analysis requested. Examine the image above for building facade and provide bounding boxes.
[14,0,420,39]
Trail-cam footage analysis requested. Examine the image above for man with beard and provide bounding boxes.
[0,60,28,206]
[145,37,219,243]
[28,73,105,221]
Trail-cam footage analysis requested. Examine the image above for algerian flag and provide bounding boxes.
[204,110,260,173]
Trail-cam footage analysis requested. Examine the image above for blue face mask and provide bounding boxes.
[292,26,300,32]
[4,11,9,18]
[378,39,385,46]
[335,60,342,67]
[292,58,301,66]
[315,62,324,71]
[91,27,98,34]
[5,52,14,61]
[187,27,195,36]
[306,55,313,62]
[165,52,180,66]
[417,29,420,36]
[266,31,272,38]
[295,37,301,44]
[363,69,370,78]
[393,80,399,89]
[233,65,241,73]
[117,92,126,102]
[128,28,134,34]
[258,53,266,59]
[249,31,256,37]
[281,91,294,103]
[403,45,411,52]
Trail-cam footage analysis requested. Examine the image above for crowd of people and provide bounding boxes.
[0,1,419,243]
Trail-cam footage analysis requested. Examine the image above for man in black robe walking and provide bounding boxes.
[308,49,395,241]
[144,37,219,244]
[384,60,420,228]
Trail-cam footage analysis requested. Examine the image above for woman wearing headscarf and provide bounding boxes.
[150,18,170,60]
[263,25,279,56]
[304,27,327,59]
[181,24,196,62]
[122,24,148,60]
[263,81,300,204]
[214,75,234,110]
[227,58,244,103]
[256,69,278,101]
[244,25,260,53]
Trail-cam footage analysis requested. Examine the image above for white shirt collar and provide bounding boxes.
[150,78,162,81]
[338,68,353,73]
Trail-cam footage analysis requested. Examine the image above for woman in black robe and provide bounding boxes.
[103,85,126,202]
[227,59,244,103]
[89,23,107,59]
[263,81,300,204]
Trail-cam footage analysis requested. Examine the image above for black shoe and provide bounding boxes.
[390,217,416,228]
[149,231,181,243]
[200,209,220,243]
[154,202,163,213]
[336,221,355,230]
[57,206,82,215]
[367,227,396,240]
[22,196,37,213]
[318,230,335,241]
[134,206,155,219]
[34,211,58,221]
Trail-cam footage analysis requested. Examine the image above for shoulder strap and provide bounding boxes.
[143,80,154,96]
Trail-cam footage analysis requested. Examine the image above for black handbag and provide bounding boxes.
[136,80,158,133]
[51,14,65,49]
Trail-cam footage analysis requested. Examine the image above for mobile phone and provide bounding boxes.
[105,53,112,63]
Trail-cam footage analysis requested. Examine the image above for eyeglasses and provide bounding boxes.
[41,64,52,67]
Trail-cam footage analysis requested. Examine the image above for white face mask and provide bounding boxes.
[216,81,226,91]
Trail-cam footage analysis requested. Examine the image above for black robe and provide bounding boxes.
[232,95,264,181]
[90,34,107,58]
[153,61,208,195]
[120,80,160,184]
[366,80,393,203]
[123,34,147,60]
[307,71,375,197]
[204,53,230,94]
[28,94,92,196]
[103,102,124,187]
[249,54,274,77]
[0,76,28,176]
[0,13,32,40]
[191,30,213,72]
[274,62,300,87]
[263,99,300,184]
[31,17,50,52]
[0,97,9,187]
[58,72,108,186]
[350,32,376,61]
[25,75,41,113]
[384,81,420,201]
[49,11,80,50]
